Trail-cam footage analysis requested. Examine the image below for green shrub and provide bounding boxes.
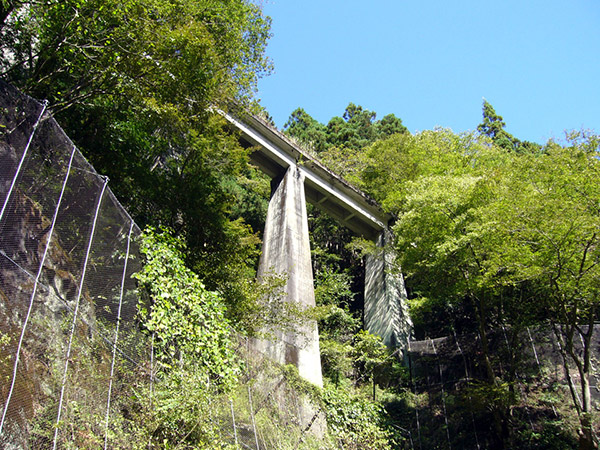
[135,227,241,389]
[321,381,398,450]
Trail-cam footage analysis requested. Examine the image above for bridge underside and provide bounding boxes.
[248,150,380,240]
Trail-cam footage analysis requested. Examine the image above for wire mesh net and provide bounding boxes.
[0,81,327,449]
[406,326,600,449]
[0,81,146,448]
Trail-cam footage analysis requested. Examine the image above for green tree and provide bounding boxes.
[368,127,599,448]
[394,170,505,371]
[322,382,398,450]
[364,130,537,446]
[324,103,407,152]
[361,129,477,212]
[284,103,408,185]
[486,132,600,449]
[477,100,541,153]
[1,0,271,112]
[351,331,388,398]
[0,0,273,317]
[375,112,408,137]
[283,107,327,152]
[313,265,359,384]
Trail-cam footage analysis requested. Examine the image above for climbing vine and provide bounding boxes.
[134,227,241,390]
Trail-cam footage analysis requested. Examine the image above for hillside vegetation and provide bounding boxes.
[1,1,598,448]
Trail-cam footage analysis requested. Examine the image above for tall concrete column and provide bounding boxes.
[255,165,323,387]
[365,230,412,351]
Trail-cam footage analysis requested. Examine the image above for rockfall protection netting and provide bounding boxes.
[0,81,146,448]
[406,327,600,450]
[0,82,326,450]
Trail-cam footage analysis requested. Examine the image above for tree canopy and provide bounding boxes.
[0,0,273,311]
[477,100,542,153]
[284,103,407,153]
[361,125,599,448]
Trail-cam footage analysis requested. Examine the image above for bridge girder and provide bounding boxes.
[220,111,392,241]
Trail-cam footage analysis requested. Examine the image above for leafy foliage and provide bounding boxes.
[351,330,389,382]
[363,125,599,447]
[322,382,399,450]
[1,0,271,111]
[478,100,542,153]
[0,0,272,319]
[134,227,241,389]
[284,103,407,186]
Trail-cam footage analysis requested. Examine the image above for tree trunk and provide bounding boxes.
[475,297,495,385]
[554,322,598,450]
[577,410,598,450]
[473,295,510,449]
[577,338,598,449]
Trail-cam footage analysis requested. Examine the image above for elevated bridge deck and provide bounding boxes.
[221,109,411,357]
[221,111,391,240]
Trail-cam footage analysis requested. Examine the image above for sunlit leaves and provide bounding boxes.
[0,0,273,318]
[134,227,241,390]
[367,127,600,341]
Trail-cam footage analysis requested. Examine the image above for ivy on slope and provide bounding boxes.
[134,227,240,390]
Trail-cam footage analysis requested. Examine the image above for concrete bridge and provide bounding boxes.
[221,111,412,387]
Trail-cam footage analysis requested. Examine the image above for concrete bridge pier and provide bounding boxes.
[364,230,412,352]
[254,165,323,388]
[251,164,326,436]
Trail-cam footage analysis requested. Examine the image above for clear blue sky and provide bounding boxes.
[256,0,599,144]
